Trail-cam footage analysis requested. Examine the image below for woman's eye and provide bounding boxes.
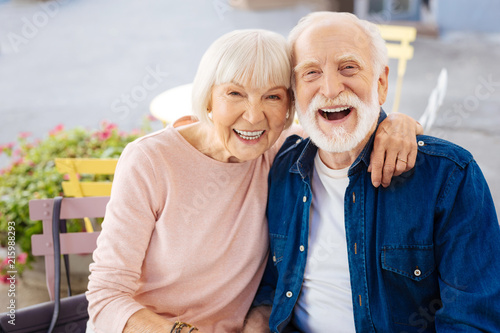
[229,91,241,96]
[267,95,280,100]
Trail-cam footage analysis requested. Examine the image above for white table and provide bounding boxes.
[149,83,193,124]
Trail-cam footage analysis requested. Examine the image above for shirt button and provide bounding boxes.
[303,196,307,203]
[418,140,425,147]
[414,268,422,277]
[296,138,301,144]
[286,291,293,298]
[272,255,276,262]
[299,245,305,252]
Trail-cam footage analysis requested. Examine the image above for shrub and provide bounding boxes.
[0,117,157,278]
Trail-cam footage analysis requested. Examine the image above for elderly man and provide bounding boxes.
[245,11,500,332]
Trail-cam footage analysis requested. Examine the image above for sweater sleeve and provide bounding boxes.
[86,141,162,333]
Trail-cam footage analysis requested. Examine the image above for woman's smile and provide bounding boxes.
[233,129,266,142]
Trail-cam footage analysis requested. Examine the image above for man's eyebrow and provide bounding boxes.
[337,53,366,68]
[294,59,321,73]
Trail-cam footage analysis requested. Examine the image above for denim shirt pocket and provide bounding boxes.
[270,233,287,265]
[381,245,435,281]
[380,245,439,329]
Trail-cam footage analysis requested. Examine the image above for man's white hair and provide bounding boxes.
[191,29,294,128]
[288,11,388,83]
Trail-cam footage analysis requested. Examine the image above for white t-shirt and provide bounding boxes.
[293,153,355,332]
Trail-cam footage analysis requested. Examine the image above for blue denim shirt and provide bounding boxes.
[255,112,500,332]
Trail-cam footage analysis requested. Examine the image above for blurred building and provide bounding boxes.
[231,0,500,34]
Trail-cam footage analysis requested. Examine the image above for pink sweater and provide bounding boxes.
[87,124,285,332]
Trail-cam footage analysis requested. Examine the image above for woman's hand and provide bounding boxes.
[124,309,199,333]
[369,112,423,188]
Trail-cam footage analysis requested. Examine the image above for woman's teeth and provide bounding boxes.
[234,129,265,140]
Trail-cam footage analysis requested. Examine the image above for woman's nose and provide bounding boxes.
[242,102,265,124]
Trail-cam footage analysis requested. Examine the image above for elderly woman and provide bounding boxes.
[86,29,420,333]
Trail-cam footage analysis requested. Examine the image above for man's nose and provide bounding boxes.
[320,72,345,100]
[242,102,265,124]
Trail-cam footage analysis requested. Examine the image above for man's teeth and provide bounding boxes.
[319,106,351,120]
[234,129,265,140]
[320,106,351,113]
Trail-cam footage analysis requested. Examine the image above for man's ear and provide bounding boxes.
[377,66,389,105]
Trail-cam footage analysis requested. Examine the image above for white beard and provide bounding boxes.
[296,85,380,153]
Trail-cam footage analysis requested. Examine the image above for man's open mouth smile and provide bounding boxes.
[318,106,352,121]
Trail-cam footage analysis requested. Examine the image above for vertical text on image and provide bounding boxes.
[5,221,17,326]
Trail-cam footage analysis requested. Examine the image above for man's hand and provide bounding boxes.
[241,306,272,333]
[369,112,423,187]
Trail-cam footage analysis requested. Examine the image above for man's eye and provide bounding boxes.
[341,66,359,75]
[302,70,321,81]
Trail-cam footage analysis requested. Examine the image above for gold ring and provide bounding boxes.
[397,157,408,163]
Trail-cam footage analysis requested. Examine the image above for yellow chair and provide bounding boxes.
[55,158,118,232]
[377,24,417,113]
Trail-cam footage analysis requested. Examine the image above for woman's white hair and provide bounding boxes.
[288,12,388,82]
[192,29,294,128]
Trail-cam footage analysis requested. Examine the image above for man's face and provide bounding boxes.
[293,19,388,153]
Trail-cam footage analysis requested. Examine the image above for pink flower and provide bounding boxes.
[98,131,111,140]
[62,173,81,180]
[17,253,28,265]
[105,123,117,131]
[147,114,158,121]
[49,124,64,136]
[18,132,31,139]
[0,143,14,156]
[0,275,10,284]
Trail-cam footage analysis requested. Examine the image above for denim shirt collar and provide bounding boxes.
[290,109,387,178]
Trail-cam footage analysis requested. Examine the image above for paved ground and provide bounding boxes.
[1,0,499,309]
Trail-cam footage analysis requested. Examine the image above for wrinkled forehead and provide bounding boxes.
[293,19,371,65]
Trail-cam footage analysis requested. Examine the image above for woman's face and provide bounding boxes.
[210,82,289,162]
